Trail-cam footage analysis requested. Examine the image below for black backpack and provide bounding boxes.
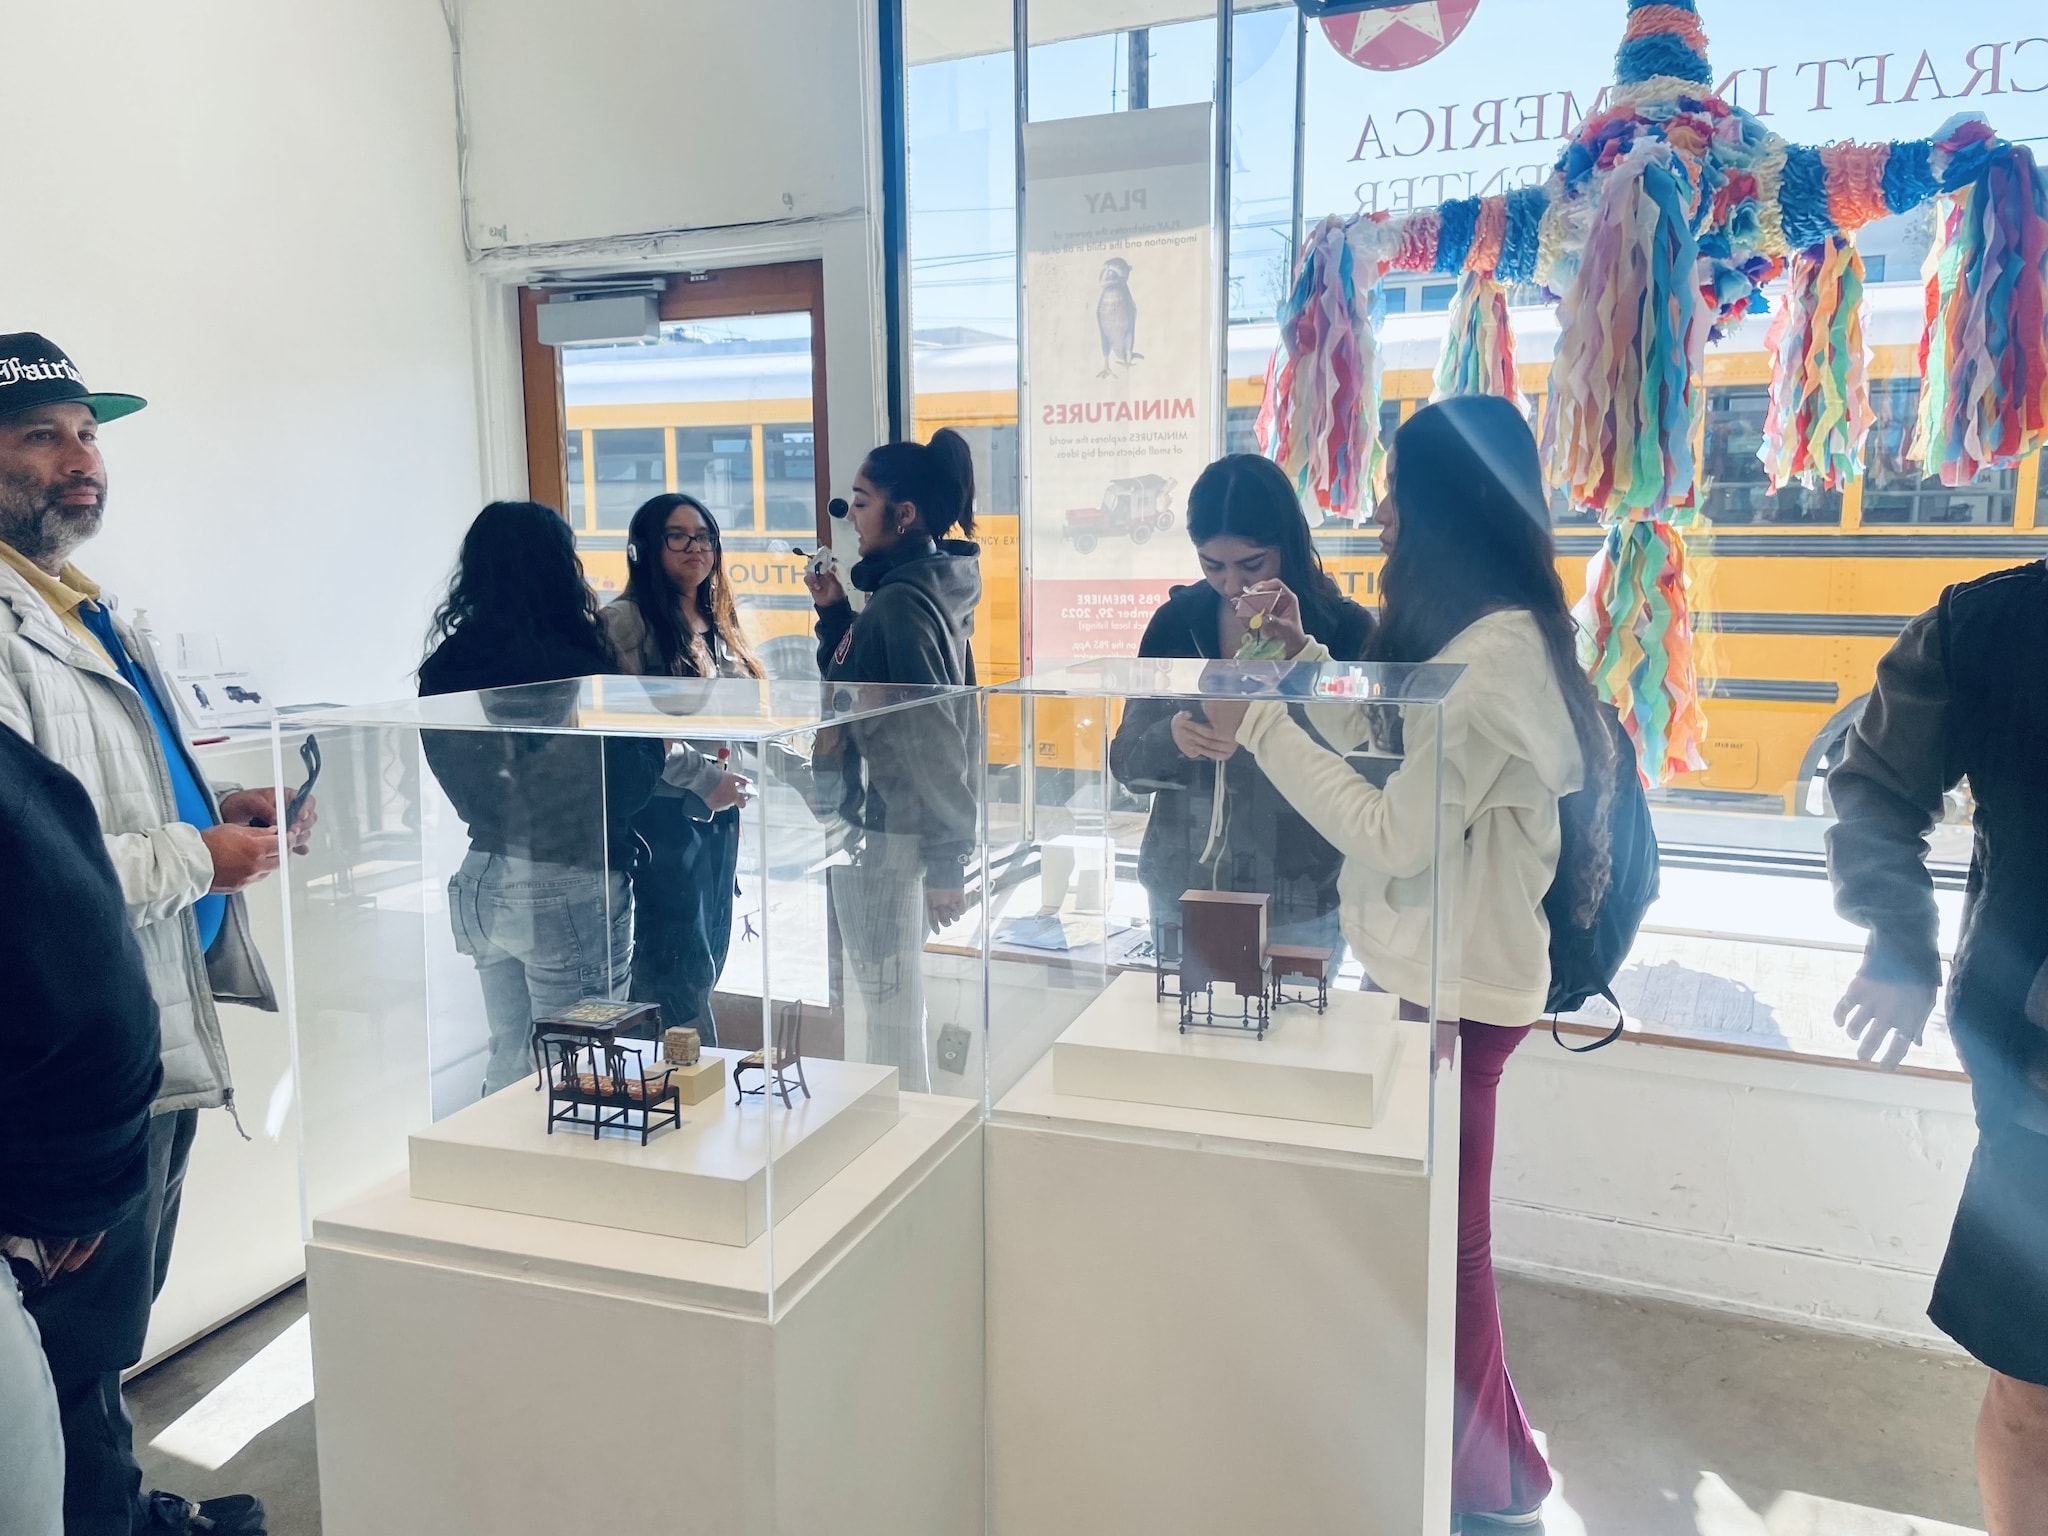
[1543,704,1659,1050]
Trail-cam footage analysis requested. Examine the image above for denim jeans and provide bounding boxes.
[629,799,740,1049]
[449,852,633,1094]
[0,1264,61,1536]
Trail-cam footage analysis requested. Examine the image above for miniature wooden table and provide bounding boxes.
[1268,943,1335,1013]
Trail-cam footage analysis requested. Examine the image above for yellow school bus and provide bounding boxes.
[561,291,2046,812]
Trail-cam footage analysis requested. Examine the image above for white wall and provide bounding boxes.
[453,0,890,514]
[1494,1038,1977,1348]
[0,1,480,708]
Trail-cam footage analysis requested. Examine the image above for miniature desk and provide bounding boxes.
[988,979,1461,1536]
[309,1091,983,1536]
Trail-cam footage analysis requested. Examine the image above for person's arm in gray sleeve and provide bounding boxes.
[1824,608,1959,1065]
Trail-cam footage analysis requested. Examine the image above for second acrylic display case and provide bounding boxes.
[981,657,1466,1536]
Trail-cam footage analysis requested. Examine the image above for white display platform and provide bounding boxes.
[310,1091,984,1536]
[408,1051,898,1246]
[989,1001,1461,1536]
[1053,969,1400,1128]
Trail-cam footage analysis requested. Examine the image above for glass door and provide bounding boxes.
[520,261,830,682]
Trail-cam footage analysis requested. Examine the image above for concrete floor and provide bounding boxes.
[126,1274,1988,1535]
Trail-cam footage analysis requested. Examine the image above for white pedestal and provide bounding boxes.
[310,1092,983,1536]
[989,1013,1461,1536]
[408,1052,899,1245]
[1053,970,1400,1128]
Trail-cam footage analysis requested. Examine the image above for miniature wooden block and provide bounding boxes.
[669,1056,726,1105]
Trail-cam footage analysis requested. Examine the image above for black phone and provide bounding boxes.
[285,733,321,827]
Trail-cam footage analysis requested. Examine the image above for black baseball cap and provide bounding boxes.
[0,333,147,424]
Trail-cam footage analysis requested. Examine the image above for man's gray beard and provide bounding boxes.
[0,497,102,566]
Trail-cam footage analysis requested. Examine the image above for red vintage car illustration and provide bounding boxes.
[1062,474,1178,555]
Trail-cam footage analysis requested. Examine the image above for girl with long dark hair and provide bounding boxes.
[1204,398,1614,1529]
[1109,453,1375,969]
[419,501,661,1094]
[803,429,981,1089]
[603,493,761,1047]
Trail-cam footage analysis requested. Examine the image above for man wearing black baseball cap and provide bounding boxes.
[0,334,287,1536]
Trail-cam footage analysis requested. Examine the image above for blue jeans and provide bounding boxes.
[0,1265,61,1536]
[449,853,633,1094]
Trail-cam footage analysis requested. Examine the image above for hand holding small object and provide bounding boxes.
[704,772,752,813]
[1198,698,1250,740]
[1170,710,1239,761]
[1233,580,1307,658]
[202,822,282,892]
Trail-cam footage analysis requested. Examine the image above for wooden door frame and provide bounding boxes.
[518,260,833,542]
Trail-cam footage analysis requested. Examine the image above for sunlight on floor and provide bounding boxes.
[149,1316,313,1473]
[1693,1471,1982,1536]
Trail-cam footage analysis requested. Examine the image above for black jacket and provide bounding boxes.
[1829,561,2048,1124]
[1109,579,1376,927]
[814,538,980,885]
[418,624,662,869]
[0,726,161,1243]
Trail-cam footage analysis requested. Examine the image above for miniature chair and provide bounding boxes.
[734,1003,812,1108]
[532,1028,681,1145]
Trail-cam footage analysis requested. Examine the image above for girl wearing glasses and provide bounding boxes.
[604,494,762,1047]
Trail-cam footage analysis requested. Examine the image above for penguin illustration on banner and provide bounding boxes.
[1096,257,1140,378]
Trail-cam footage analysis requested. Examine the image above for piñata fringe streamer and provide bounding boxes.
[1256,215,1391,520]
[1577,519,1710,781]
[1762,235,1873,491]
[1911,139,2048,486]
[1433,272,1521,404]
[1545,140,1709,518]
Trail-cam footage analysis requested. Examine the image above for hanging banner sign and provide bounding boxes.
[1023,102,1216,662]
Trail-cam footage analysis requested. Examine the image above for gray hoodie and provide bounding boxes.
[813,537,981,885]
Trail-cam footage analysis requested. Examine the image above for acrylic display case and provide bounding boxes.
[278,674,987,1536]
[981,657,1466,1536]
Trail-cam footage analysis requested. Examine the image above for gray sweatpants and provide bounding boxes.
[829,832,931,1093]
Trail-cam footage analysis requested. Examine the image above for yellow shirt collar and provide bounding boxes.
[0,540,100,614]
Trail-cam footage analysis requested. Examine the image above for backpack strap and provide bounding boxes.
[1550,986,1626,1052]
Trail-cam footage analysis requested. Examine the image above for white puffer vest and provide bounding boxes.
[0,559,275,1116]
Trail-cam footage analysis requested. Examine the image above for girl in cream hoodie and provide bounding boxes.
[1203,396,1616,1531]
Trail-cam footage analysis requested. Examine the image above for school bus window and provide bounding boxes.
[1864,379,2017,526]
[1702,385,1843,526]
[763,426,816,532]
[1381,286,1409,314]
[1226,404,1260,456]
[564,430,587,525]
[675,427,755,526]
[592,427,664,531]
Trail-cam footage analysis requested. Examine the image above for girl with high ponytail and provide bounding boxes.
[805,429,983,1090]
